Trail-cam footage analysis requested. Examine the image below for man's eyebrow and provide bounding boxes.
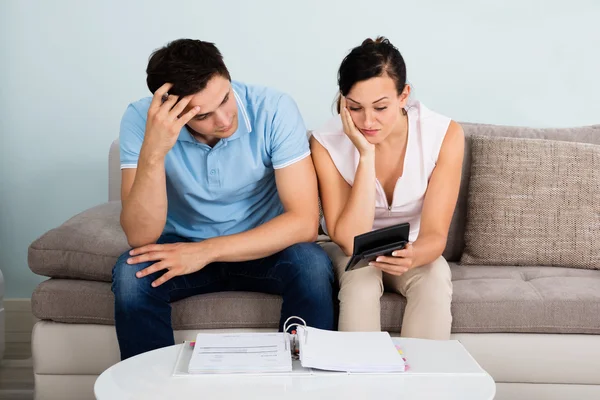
[195,91,230,118]
[220,91,230,105]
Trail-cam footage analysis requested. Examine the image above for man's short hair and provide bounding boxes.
[146,39,231,96]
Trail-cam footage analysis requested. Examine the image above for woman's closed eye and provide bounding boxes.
[348,107,388,112]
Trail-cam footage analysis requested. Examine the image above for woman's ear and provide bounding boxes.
[398,84,411,107]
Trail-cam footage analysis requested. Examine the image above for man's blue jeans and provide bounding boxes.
[112,235,334,360]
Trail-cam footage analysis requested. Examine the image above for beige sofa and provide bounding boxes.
[28,123,600,400]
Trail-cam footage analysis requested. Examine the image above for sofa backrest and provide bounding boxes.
[108,123,600,261]
[443,123,600,261]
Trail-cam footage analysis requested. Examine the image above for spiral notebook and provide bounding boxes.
[297,327,406,373]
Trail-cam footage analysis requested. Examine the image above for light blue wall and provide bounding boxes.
[1,0,599,298]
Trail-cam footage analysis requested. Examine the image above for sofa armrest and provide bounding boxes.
[108,139,121,202]
[28,201,129,282]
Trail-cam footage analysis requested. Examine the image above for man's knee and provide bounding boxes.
[112,251,157,308]
[283,243,334,295]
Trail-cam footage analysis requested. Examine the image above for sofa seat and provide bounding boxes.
[31,264,600,334]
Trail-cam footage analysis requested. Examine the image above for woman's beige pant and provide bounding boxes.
[321,242,453,340]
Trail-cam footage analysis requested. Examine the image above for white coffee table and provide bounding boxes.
[95,338,496,399]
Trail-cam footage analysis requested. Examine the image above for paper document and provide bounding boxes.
[188,332,292,374]
[298,327,405,373]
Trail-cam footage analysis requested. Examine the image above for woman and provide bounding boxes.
[311,37,464,339]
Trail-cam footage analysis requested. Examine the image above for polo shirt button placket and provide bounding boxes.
[207,151,219,186]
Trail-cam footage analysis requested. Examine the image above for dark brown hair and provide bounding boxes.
[336,36,407,112]
[146,39,231,97]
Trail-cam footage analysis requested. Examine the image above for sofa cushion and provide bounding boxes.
[28,201,127,282]
[32,264,600,334]
[442,123,600,262]
[32,280,282,329]
[461,136,600,269]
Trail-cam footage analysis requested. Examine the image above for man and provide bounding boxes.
[113,38,334,360]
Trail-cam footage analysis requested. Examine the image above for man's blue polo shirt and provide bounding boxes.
[119,81,310,241]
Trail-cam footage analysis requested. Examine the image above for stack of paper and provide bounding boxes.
[297,327,406,373]
[188,332,292,374]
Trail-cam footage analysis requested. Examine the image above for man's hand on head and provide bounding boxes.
[140,83,201,160]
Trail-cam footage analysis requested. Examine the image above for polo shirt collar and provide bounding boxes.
[224,88,252,141]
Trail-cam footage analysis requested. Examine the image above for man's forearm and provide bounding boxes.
[201,211,319,263]
[121,153,168,247]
